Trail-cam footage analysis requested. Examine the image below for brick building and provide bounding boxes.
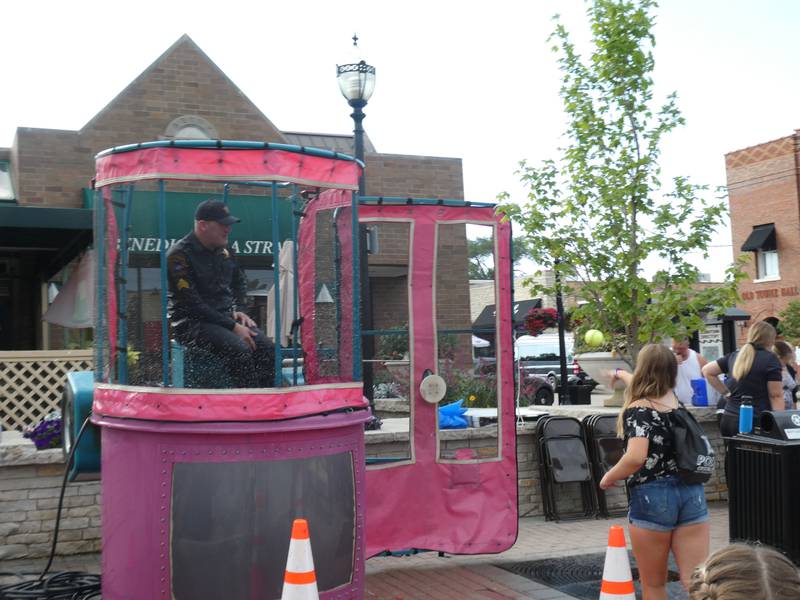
[725,131,800,332]
[0,35,471,354]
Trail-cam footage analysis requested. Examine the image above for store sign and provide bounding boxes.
[83,189,293,255]
[125,237,280,255]
[741,286,799,300]
[699,323,723,362]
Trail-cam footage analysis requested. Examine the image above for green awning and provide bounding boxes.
[82,189,293,258]
[0,205,93,278]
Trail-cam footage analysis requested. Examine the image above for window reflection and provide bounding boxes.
[436,223,499,460]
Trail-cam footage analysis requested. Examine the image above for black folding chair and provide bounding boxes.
[583,414,628,518]
[536,416,596,521]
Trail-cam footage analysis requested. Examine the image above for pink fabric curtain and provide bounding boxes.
[96,146,360,190]
[298,189,356,384]
[104,188,119,381]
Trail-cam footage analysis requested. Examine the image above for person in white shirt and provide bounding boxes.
[672,337,708,404]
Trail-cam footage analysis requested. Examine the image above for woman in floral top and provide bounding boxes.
[600,344,710,599]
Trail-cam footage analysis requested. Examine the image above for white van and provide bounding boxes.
[514,333,595,388]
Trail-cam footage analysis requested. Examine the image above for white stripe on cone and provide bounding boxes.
[600,536,635,600]
[285,537,316,574]
[602,546,633,583]
[281,530,318,600]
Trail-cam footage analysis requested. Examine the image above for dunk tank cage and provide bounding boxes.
[82,140,518,599]
[90,141,369,600]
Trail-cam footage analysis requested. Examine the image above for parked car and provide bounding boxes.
[474,356,556,406]
[515,334,596,391]
[520,373,556,406]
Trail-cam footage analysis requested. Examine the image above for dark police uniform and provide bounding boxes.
[167,230,274,387]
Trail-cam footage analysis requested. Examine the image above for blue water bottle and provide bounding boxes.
[739,395,753,434]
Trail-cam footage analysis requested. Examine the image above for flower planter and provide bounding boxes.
[383,359,410,385]
[573,352,628,407]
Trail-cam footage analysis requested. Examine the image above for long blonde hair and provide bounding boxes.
[688,543,800,600]
[615,344,677,437]
[733,321,777,381]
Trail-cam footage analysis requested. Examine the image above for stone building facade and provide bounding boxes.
[0,35,470,354]
[725,131,800,332]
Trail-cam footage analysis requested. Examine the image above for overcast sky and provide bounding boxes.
[3,1,798,280]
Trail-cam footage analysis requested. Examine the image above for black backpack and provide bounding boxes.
[670,402,715,484]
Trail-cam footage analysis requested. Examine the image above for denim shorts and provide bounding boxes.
[628,476,709,532]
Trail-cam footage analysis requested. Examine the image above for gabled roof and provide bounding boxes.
[282,131,376,154]
[81,34,286,142]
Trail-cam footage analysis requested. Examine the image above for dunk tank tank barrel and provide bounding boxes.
[93,387,369,599]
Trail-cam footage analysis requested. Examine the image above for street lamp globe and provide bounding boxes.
[336,35,376,106]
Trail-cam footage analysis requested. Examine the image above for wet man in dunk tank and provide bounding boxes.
[167,199,275,387]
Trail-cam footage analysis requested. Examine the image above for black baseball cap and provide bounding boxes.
[194,200,241,225]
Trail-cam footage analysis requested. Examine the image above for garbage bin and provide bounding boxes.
[726,410,800,565]
[566,384,593,405]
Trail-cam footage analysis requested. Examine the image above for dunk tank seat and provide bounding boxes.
[170,340,236,389]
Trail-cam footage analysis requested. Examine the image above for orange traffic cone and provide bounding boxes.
[281,519,319,600]
[599,526,635,600]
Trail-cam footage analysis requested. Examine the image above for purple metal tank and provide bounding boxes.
[93,409,368,600]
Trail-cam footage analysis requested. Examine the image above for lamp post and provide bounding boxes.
[337,36,379,426]
[336,34,376,194]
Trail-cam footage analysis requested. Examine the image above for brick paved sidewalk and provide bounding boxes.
[0,503,729,599]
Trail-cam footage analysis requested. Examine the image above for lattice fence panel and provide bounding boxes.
[0,351,94,432]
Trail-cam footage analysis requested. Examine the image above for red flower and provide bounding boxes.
[524,307,558,337]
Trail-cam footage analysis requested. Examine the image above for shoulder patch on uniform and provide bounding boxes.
[177,278,190,290]
[169,253,187,269]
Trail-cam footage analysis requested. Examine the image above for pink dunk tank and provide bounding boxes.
[86,141,517,600]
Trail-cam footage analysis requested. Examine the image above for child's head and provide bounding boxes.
[688,543,800,600]
[626,343,677,401]
[616,343,677,436]
[774,340,794,362]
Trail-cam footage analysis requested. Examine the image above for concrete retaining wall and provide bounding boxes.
[0,406,726,560]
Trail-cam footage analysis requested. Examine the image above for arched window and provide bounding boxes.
[163,116,218,140]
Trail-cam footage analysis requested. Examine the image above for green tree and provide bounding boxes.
[468,236,496,279]
[468,236,532,280]
[779,301,800,344]
[498,0,742,365]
